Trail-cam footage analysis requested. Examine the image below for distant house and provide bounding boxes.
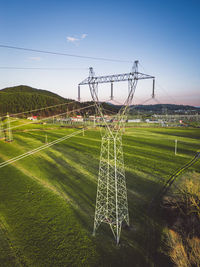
[27,116,37,121]
[89,115,95,121]
[88,115,111,122]
[71,116,83,122]
[145,119,159,123]
[128,119,141,123]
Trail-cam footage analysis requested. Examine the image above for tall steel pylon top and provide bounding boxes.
[78,60,155,133]
[79,61,154,86]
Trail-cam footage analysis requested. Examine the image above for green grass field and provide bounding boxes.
[0,123,199,266]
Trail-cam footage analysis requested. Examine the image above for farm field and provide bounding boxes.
[0,124,199,266]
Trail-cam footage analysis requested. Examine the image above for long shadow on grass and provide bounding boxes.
[40,150,98,212]
[152,128,200,139]
[124,133,200,157]
[35,139,171,266]
[125,169,172,266]
[70,167,168,266]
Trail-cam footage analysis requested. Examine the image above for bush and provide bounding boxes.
[164,172,200,266]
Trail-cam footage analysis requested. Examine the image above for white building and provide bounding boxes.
[128,119,141,123]
[27,116,37,121]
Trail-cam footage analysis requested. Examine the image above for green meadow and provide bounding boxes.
[0,123,199,266]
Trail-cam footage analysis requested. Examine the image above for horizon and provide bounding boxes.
[0,83,199,108]
[1,0,200,106]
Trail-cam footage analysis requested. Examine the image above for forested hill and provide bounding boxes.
[132,104,199,111]
[0,85,118,117]
[129,104,199,114]
[1,85,197,117]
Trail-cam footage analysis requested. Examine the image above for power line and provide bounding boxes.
[0,44,132,63]
[0,128,89,169]
[0,67,88,70]
[1,100,76,119]
[139,61,178,105]
[156,82,178,105]
[1,104,95,132]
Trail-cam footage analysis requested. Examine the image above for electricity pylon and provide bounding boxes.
[79,61,155,244]
[0,118,4,139]
[5,113,13,142]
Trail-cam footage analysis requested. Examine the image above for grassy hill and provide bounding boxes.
[0,85,200,265]
[0,123,199,266]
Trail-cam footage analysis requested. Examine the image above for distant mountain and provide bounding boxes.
[106,102,199,114]
[1,85,197,117]
[131,104,199,111]
[0,85,65,100]
[0,85,70,116]
[0,85,118,117]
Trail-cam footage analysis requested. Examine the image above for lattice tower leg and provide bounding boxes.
[93,129,129,244]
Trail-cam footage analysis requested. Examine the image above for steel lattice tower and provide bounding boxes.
[0,118,4,139]
[5,113,13,142]
[79,61,155,244]
[94,130,128,243]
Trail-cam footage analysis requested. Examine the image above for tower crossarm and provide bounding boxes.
[79,71,154,85]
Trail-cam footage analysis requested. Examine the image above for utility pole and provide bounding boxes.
[60,117,63,125]
[110,82,114,100]
[175,139,177,155]
[79,61,155,244]
[0,118,4,139]
[66,107,69,124]
[45,134,48,144]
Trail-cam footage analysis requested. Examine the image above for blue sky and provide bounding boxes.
[0,0,200,105]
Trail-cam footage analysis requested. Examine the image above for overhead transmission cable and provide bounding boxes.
[1,100,76,119]
[0,44,132,63]
[156,81,178,105]
[1,104,95,132]
[139,61,178,105]
[102,107,118,115]
[0,128,90,169]
[0,67,88,70]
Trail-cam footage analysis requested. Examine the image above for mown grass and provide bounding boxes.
[0,124,199,266]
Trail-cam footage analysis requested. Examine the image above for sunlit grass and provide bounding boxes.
[0,125,199,266]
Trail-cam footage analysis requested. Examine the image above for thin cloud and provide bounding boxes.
[66,34,88,45]
[67,36,79,43]
[29,57,41,61]
[81,33,87,39]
